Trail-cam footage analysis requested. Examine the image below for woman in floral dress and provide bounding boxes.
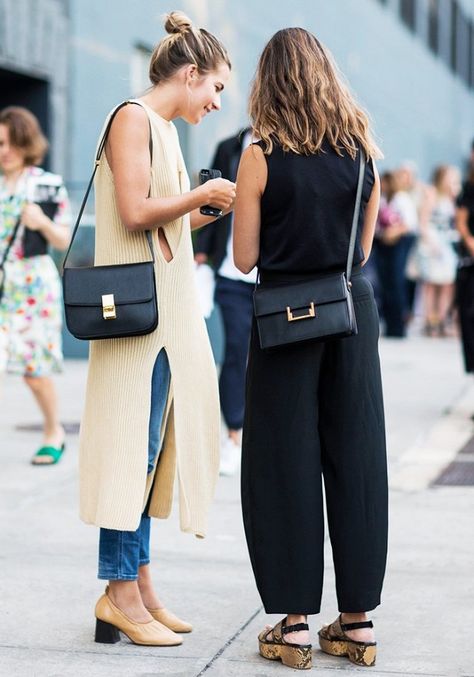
[0,107,71,464]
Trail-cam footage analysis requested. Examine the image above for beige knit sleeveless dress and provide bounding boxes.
[79,100,220,537]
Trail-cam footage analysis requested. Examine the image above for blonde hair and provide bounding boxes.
[249,28,382,160]
[149,11,231,85]
[0,106,48,166]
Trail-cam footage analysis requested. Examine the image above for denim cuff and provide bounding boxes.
[97,571,138,581]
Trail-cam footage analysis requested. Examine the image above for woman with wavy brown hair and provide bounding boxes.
[0,107,71,465]
[234,28,386,670]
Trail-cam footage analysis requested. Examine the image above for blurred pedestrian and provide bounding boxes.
[79,11,235,647]
[195,128,255,476]
[375,168,417,337]
[413,165,461,336]
[234,28,386,670]
[456,144,474,373]
[0,106,71,465]
[397,161,430,317]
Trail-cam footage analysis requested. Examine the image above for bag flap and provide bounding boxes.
[63,262,155,306]
[254,273,348,317]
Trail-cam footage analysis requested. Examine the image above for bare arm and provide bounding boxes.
[106,105,235,231]
[360,163,381,262]
[456,206,474,256]
[233,145,267,273]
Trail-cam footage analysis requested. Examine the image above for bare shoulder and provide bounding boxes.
[238,144,267,193]
[241,143,266,164]
[108,103,149,140]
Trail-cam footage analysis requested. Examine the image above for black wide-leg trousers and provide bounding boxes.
[241,273,388,615]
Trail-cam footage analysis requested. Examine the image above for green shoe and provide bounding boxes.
[31,442,65,466]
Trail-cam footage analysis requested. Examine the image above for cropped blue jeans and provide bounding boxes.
[97,350,170,580]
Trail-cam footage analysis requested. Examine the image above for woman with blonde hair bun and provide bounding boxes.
[78,10,235,647]
[234,27,387,669]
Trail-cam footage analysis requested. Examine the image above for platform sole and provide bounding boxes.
[259,639,312,670]
[319,635,376,667]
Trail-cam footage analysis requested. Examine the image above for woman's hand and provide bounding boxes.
[21,202,70,251]
[194,253,209,265]
[21,203,50,231]
[197,177,236,211]
[380,222,407,245]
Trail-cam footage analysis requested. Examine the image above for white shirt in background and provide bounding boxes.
[391,190,419,234]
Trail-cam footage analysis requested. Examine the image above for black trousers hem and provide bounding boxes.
[337,598,381,613]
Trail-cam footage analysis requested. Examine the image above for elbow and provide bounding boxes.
[233,238,258,273]
[123,220,140,232]
[122,215,146,232]
[234,258,255,275]
[119,203,149,232]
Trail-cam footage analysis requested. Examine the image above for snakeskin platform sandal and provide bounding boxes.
[318,615,376,667]
[258,617,312,670]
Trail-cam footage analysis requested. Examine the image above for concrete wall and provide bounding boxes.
[0,0,69,175]
[67,0,474,187]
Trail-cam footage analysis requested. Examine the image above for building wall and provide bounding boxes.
[0,0,69,174]
[177,0,474,179]
[68,0,474,191]
[2,0,474,187]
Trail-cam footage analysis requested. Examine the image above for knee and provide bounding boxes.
[23,375,43,391]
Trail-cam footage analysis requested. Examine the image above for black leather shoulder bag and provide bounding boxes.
[62,101,158,341]
[253,149,366,350]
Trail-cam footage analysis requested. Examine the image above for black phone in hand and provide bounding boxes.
[199,169,223,217]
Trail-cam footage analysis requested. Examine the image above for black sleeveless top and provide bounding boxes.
[258,139,375,276]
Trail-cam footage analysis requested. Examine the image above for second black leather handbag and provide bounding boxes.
[62,101,158,341]
[253,148,366,350]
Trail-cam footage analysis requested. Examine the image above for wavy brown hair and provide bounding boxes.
[249,28,382,160]
[0,106,48,165]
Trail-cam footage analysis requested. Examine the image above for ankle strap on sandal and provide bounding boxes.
[340,616,373,632]
[282,622,309,634]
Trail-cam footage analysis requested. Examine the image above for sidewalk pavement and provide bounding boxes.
[0,334,473,677]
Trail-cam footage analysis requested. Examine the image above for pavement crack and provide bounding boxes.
[194,605,263,676]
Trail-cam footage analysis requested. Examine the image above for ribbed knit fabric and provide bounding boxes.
[79,100,220,537]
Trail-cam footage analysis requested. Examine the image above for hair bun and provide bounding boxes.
[164,11,193,35]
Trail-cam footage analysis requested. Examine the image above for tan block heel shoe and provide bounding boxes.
[258,618,312,670]
[94,591,183,646]
[318,615,376,667]
[146,607,193,633]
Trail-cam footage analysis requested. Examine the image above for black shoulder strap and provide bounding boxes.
[62,100,155,272]
[0,216,21,271]
[346,148,366,283]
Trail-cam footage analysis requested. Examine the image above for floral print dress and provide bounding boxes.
[0,167,71,376]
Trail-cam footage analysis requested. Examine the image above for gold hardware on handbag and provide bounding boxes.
[102,294,116,320]
[286,302,315,322]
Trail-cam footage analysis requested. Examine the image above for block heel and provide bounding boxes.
[95,618,120,644]
[94,589,183,646]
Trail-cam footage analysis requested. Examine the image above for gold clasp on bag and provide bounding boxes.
[102,294,116,320]
[286,302,316,322]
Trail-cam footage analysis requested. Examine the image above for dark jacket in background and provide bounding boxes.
[195,129,250,272]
